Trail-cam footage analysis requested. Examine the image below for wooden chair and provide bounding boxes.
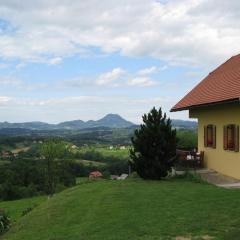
[175,150,204,169]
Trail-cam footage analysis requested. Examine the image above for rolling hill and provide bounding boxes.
[1,179,240,240]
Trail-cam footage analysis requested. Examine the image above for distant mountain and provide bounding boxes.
[57,120,85,129]
[0,121,54,130]
[92,114,134,128]
[0,115,197,131]
[0,114,135,130]
[171,119,198,129]
[57,114,134,129]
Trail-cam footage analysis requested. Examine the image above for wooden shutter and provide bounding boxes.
[204,126,208,147]
[234,125,239,152]
[212,125,216,149]
[223,125,228,150]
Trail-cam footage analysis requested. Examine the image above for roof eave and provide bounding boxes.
[170,98,240,112]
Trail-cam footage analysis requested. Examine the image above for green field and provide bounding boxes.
[78,146,130,160]
[75,159,106,167]
[0,196,46,222]
[2,179,240,239]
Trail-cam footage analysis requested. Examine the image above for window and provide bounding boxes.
[204,124,216,148]
[224,124,239,152]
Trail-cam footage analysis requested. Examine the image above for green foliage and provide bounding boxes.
[102,170,111,179]
[0,209,11,235]
[41,139,67,196]
[73,147,129,175]
[171,171,206,184]
[129,171,140,179]
[130,107,177,179]
[0,158,76,201]
[176,129,198,150]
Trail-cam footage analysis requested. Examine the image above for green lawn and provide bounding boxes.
[2,179,240,239]
[0,196,46,222]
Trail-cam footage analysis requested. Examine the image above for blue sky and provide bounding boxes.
[0,0,239,123]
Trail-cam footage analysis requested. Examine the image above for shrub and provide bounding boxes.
[0,210,11,235]
[129,171,140,179]
[102,170,111,179]
[171,170,206,184]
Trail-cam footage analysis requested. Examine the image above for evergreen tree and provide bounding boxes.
[130,107,176,179]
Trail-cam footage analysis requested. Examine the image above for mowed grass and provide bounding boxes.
[0,196,46,222]
[2,179,240,240]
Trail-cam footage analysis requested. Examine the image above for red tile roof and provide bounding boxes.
[171,54,240,111]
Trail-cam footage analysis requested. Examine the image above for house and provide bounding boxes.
[1,151,11,159]
[118,174,128,180]
[171,54,240,179]
[110,174,128,180]
[89,171,103,179]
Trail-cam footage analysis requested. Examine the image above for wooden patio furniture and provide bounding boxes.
[175,149,204,169]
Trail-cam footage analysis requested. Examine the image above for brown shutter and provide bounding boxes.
[223,125,228,150]
[234,125,239,152]
[212,125,216,149]
[204,126,208,147]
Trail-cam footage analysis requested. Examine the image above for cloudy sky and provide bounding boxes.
[0,0,240,123]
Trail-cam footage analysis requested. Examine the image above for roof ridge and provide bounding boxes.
[210,55,240,74]
[171,54,240,112]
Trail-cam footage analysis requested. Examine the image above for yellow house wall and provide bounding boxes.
[189,103,240,180]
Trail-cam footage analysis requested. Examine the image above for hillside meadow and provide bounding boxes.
[1,179,240,240]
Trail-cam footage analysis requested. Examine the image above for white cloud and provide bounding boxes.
[0,96,12,104]
[61,67,159,88]
[137,66,159,75]
[0,76,23,87]
[0,95,182,123]
[47,57,62,65]
[96,68,126,86]
[127,77,158,87]
[0,0,239,66]
[15,63,26,69]
[137,65,167,75]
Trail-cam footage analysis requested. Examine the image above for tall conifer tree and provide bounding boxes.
[130,107,176,179]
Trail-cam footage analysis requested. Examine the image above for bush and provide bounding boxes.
[0,210,11,235]
[0,183,39,201]
[129,171,140,179]
[102,170,111,179]
[172,170,206,184]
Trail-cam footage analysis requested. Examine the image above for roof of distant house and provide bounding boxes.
[89,171,103,177]
[171,54,240,111]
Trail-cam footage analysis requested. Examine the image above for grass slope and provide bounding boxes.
[2,179,240,240]
[0,196,46,222]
